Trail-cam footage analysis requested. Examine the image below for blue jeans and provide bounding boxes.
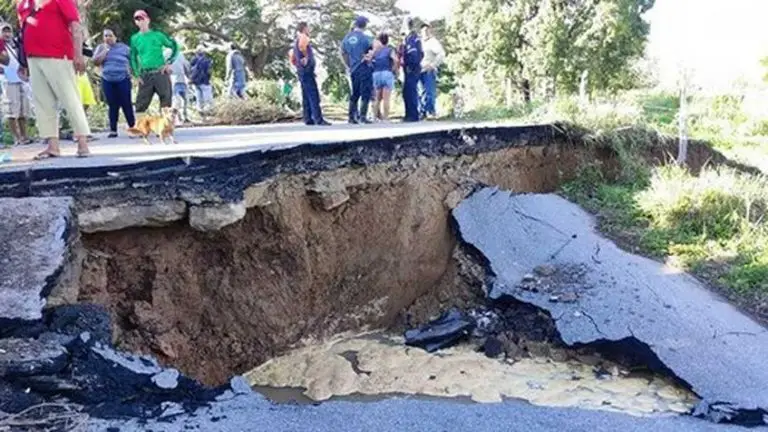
[102,78,135,132]
[348,67,373,122]
[299,71,324,125]
[403,72,420,122]
[420,70,437,116]
[173,83,189,121]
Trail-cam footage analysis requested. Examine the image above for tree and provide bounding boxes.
[173,0,291,79]
[446,0,655,103]
[87,0,182,43]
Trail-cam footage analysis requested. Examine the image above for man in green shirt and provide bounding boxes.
[130,9,178,120]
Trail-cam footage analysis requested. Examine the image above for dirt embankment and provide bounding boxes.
[77,144,597,385]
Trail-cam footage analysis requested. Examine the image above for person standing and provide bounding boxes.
[1,23,32,145]
[190,45,213,113]
[419,22,445,119]
[169,49,191,124]
[341,16,374,124]
[371,33,398,122]
[291,21,330,126]
[226,44,247,99]
[93,27,135,138]
[129,9,178,125]
[400,18,423,123]
[17,0,91,159]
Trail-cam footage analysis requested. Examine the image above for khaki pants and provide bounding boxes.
[28,57,90,138]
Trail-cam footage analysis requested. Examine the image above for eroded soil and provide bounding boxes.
[78,144,592,385]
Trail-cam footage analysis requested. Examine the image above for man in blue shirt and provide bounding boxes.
[400,18,423,122]
[190,45,213,114]
[341,16,373,124]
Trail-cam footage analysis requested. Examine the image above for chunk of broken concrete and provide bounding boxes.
[0,197,75,321]
[453,188,768,425]
[152,368,180,389]
[189,201,247,232]
[46,303,112,345]
[307,176,350,211]
[78,201,187,233]
[0,338,68,377]
[404,308,475,352]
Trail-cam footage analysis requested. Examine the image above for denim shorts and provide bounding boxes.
[373,71,395,90]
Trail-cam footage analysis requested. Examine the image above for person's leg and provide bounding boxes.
[156,74,173,111]
[382,88,392,120]
[102,80,120,134]
[7,84,23,144]
[348,71,361,123]
[359,72,372,123]
[298,75,312,125]
[134,73,155,119]
[373,87,381,120]
[195,85,204,112]
[28,58,61,156]
[425,70,437,117]
[419,72,428,117]
[119,78,136,128]
[305,73,329,125]
[403,72,419,122]
[46,59,91,155]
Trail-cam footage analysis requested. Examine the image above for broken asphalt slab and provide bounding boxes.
[0,197,75,322]
[452,187,768,425]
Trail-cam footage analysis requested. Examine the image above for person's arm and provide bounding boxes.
[390,49,398,73]
[129,36,140,77]
[433,39,446,68]
[60,0,85,70]
[92,43,108,66]
[339,37,349,70]
[161,33,179,64]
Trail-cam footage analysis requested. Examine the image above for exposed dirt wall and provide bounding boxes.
[78,144,601,385]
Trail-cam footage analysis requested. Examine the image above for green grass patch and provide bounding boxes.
[562,163,768,298]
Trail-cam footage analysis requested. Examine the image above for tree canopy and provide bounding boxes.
[446,0,655,102]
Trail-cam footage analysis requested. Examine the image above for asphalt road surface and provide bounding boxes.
[0,121,499,172]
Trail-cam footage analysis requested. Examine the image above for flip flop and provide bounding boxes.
[33,150,60,160]
[76,151,91,158]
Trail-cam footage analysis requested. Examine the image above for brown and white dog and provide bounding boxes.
[126,107,177,145]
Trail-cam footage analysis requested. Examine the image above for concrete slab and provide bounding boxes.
[452,188,768,420]
[0,197,75,321]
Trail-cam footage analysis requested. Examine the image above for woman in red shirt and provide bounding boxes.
[17,0,91,159]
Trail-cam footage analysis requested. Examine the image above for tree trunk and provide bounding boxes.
[521,79,531,104]
[677,84,688,165]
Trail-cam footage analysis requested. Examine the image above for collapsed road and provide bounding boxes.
[453,188,768,425]
[0,123,765,431]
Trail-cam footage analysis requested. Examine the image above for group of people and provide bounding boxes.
[1,0,250,159]
[291,15,445,126]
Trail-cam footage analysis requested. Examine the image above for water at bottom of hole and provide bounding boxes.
[244,332,698,417]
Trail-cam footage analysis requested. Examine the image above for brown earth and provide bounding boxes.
[74,137,737,386]
[77,143,598,385]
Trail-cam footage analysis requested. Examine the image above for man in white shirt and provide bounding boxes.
[419,22,446,119]
[1,23,32,145]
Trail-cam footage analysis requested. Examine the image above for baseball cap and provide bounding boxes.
[133,9,149,20]
[354,15,369,28]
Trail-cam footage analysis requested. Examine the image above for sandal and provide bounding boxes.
[33,150,60,160]
[76,150,91,158]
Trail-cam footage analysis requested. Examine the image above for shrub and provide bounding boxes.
[213,98,286,125]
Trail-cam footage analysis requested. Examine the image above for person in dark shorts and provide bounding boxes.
[129,9,178,123]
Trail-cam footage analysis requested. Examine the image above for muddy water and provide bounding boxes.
[245,333,698,417]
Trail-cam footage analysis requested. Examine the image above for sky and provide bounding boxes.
[395,0,768,90]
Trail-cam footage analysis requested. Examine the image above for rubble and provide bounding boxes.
[453,187,768,426]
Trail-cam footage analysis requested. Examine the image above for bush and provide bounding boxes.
[213,98,286,125]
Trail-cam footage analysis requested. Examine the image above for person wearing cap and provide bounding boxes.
[0,22,33,146]
[291,21,330,126]
[400,17,424,122]
[190,44,213,113]
[419,22,445,119]
[129,9,179,126]
[16,0,91,159]
[341,16,374,124]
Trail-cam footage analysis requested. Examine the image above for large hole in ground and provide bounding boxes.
[75,143,698,417]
